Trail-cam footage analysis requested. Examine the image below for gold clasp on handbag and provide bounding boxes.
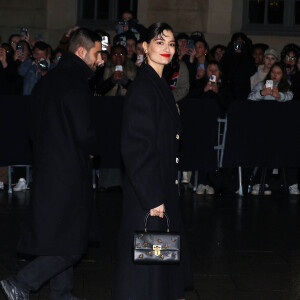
[153,245,162,256]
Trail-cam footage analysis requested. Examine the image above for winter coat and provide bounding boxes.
[114,63,193,300]
[18,52,99,255]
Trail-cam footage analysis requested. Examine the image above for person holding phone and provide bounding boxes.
[248,62,293,102]
[114,22,193,300]
[99,45,137,96]
[281,43,300,81]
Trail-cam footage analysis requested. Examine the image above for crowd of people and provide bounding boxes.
[0,9,300,195]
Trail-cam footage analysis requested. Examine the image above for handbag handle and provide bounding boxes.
[144,211,170,233]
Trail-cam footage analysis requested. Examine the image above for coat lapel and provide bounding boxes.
[143,64,181,126]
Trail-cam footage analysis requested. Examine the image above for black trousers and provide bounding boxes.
[10,255,81,299]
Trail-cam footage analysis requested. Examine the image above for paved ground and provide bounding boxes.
[1,187,300,300]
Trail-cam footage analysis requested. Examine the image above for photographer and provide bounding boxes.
[220,32,256,101]
[18,41,55,95]
[114,10,146,43]
[98,45,136,96]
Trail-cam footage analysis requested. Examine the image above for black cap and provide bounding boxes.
[176,32,189,41]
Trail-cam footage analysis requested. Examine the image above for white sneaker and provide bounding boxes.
[289,184,300,195]
[196,184,206,195]
[205,185,215,195]
[251,184,271,195]
[13,178,26,192]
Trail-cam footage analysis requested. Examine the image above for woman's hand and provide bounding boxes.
[113,71,125,81]
[260,84,272,96]
[272,86,280,98]
[196,67,205,80]
[0,48,8,68]
[150,204,165,218]
[204,81,218,93]
[189,48,196,63]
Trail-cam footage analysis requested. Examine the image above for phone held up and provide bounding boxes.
[115,65,123,72]
[16,44,24,55]
[209,75,217,83]
[187,40,194,49]
[101,36,109,51]
[20,27,28,40]
[266,80,273,89]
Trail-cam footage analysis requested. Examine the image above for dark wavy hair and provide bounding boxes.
[145,22,174,44]
[264,62,290,92]
[280,43,300,62]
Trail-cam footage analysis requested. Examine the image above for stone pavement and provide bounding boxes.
[1,188,300,300]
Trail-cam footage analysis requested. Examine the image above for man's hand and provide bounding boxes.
[150,204,165,219]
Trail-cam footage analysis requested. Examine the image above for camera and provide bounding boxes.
[119,36,127,47]
[37,59,48,72]
[209,75,217,83]
[20,27,28,40]
[233,42,242,51]
[118,20,129,27]
[187,40,194,49]
[16,44,24,55]
[115,65,123,72]
[266,80,273,89]
[102,36,109,51]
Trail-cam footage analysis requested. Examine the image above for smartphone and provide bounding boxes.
[102,36,109,51]
[137,54,144,63]
[209,75,216,83]
[115,65,123,72]
[266,80,273,89]
[16,44,24,55]
[119,36,127,47]
[234,41,242,51]
[187,40,194,49]
[20,27,28,40]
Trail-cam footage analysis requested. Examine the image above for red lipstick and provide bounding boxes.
[160,54,170,57]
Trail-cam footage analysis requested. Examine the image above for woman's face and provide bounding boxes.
[111,47,126,66]
[270,65,283,82]
[206,64,220,81]
[214,47,225,62]
[194,41,207,58]
[143,30,175,67]
[284,51,296,67]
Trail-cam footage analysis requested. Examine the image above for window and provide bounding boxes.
[77,0,138,30]
[243,0,300,35]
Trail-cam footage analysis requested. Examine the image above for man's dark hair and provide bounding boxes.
[34,41,49,52]
[111,45,128,56]
[68,28,101,54]
[253,43,269,53]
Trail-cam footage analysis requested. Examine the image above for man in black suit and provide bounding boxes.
[0,28,102,300]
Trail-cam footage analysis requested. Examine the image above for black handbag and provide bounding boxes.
[133,212,180,264]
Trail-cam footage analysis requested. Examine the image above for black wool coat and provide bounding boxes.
[18,52,98,255]
[114,63,193,300]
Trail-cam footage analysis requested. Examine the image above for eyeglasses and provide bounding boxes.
[286,55,296,61]
[112,53,125,57]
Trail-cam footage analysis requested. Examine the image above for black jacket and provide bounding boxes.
[18,52,98,255]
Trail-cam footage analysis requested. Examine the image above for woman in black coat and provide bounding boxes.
[114,23,193,300]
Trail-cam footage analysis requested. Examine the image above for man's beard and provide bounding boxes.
[83,54,96,72]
